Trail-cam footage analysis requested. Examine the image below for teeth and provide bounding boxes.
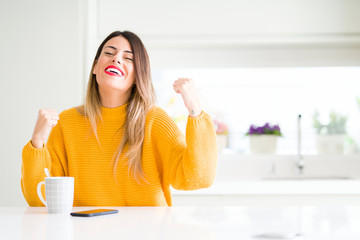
[106,68,122,75]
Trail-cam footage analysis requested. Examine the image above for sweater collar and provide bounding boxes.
[101,104,127,121]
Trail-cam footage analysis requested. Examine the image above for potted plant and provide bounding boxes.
[246,123,282,154]
[213,119,229,153]
[313,110,347,154]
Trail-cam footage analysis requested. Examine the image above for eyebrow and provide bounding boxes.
[104,46,133,54]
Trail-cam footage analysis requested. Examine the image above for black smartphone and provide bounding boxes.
[70,209,118,217]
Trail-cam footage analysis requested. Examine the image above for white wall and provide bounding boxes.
[97,0,360,68]
[0,0,84,206]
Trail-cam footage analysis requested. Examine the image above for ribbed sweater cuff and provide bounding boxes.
[187,111,210,126]
[23,140,47,157]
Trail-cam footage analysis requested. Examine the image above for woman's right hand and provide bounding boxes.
[31,109,59,148]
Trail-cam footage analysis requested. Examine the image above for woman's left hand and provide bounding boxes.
[173,78,202,117]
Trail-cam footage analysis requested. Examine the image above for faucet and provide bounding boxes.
[295,114,304,174]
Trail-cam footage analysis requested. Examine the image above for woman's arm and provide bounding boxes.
[151,78,217,190]
[21,113,67,206]
[171,78,217,189]
[21,140,52,206]
[168,111,218,190]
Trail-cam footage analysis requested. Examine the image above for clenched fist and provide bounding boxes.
[173,78,202,117]
[31,109,59,148]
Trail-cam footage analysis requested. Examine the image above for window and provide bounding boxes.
[153,67,360,154]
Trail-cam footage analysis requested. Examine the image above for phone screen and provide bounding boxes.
[70,209,118,217]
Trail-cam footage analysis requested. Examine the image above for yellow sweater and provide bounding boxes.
[21,105,217,206]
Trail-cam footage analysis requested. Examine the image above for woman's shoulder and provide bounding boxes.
[145,105,183,139]
[146,106,177,128]
[58,105,85,121]
[146,105,171,120]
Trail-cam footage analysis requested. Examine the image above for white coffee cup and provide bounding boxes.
[37,177,74,214]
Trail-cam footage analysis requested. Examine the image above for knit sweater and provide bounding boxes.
[21,105,217,206]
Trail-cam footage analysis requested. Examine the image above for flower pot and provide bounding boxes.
[216,134,228,153]
[249,135,277,154]
[316,134,345,154]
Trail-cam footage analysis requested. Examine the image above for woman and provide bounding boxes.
[21,31,217,206]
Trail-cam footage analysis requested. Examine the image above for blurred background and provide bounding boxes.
[1,0,360,206]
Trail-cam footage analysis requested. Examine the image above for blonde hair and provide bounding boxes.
[80,31,156,182]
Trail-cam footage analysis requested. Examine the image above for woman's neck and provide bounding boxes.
[99,88,131,108]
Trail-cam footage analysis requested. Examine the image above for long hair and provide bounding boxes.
[82,31,156,182]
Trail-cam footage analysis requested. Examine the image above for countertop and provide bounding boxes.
[171,180,360,196]
[2,206,360,240]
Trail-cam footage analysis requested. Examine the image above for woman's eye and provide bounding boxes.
[104,52,114,55]
[124,57,133,61]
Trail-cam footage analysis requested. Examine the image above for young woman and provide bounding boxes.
[21,31,217,206]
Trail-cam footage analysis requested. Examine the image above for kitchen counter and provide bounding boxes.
[168,153,360,206]
[2,206,360,240]
[171,180,360,206]
[172,180,360,195]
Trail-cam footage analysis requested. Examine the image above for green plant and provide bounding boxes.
[313,110,347,135]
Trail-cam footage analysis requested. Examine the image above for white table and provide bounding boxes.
[1,206,360,240]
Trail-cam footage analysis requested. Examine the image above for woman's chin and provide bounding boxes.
[99,83,132,93]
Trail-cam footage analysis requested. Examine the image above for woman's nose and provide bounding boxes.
[112,59,121,64]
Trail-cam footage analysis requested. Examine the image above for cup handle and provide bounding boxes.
[37,181,47,207]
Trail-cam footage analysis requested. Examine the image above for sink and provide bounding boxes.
[262,176,354,181]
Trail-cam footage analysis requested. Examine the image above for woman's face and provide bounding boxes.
[93,36,135,97]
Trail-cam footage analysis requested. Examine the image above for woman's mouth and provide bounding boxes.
[104,65,124,77]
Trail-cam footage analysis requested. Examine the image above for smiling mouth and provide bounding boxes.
[105,66,124,77]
